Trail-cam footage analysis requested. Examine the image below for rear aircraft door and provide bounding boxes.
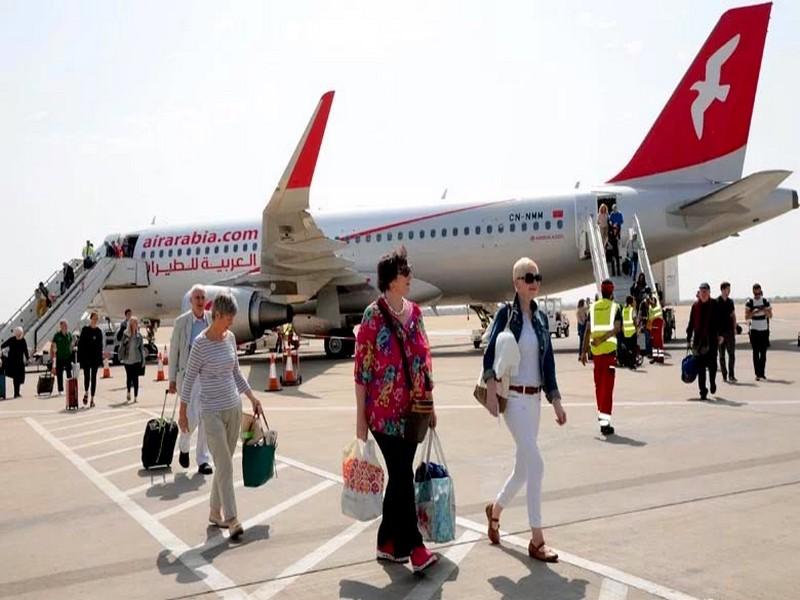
[574,193,595,259]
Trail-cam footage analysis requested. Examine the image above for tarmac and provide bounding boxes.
[1,303,799,600]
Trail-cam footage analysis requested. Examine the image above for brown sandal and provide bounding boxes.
[485,503,501,545]
[528,540,558,563]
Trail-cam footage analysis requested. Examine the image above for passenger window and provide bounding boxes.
[463,227,469,236]
[545,221,551,230]
[408,231,415,240]
[419,230,425,239]
[243,243,248,252]
[521,222,528,232]
[355,236,361,244]
[475,226,481,235]
[140,252,145,259]
[224,244,229,253]
[376,233,382,242]
[205,247,210,255]
[430,229,436,238]
[150,251,155,259]
[498,224,504,233]
[510,223,516,233]
[159,250,164,258]
[177,248,182,257]
[441,228,447,238]
[214,246,220,254]
[452,227,458,237]
[557,220,564,229]
[233,244,238,252]
[387,232,393,241]
[533,221,540,231]
[253,243,258,251]
[487,225,493,234]
[168,249,173,257]
[366,234,371,242]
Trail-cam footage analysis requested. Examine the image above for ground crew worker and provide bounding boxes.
[82,240,95,269]
[620,295,638,368]
[580,279,622,436]
[648,293,665,364]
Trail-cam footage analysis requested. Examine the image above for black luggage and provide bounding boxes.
[37,372,55,397]
[141,391,179,470]
[622,257,631,276]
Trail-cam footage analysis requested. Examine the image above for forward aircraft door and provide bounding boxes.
[574,193,595,259]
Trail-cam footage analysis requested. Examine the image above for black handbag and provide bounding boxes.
[139,363,146,376]
[376,299,432,443]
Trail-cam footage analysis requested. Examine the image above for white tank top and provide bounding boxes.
[511,314,542,387]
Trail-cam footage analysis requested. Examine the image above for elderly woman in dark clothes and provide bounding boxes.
[2,327,30,398]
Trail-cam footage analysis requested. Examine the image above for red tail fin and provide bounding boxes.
[609,3,771,184]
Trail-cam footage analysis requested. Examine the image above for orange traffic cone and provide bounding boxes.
[102,356,112,379]
[281,348,299,386]
[265,353,282,392]
[155,354,166,382]
[161,345,169,366]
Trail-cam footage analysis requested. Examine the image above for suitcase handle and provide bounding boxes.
[160,389,179,421]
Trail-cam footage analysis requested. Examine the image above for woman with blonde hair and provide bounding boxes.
[597,204,610,247]
[482,257,567,562]
[119,316,145,403]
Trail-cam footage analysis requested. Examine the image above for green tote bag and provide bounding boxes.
[242,413,277,488]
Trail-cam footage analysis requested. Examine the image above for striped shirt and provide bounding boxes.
[181,331,251,414]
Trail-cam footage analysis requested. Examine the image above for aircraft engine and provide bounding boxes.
[182,285,293,342]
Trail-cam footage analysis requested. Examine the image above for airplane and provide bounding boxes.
[97,2,795,359]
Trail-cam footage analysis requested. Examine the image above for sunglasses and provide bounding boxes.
[516,272,543,284]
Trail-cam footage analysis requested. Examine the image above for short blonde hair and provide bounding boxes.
[512,257,538,279]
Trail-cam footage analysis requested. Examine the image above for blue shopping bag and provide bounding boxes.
[414,429,456,543]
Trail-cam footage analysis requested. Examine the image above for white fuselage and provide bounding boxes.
[100,182,796,326]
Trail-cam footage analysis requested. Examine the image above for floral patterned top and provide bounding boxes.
[354,297,433,438]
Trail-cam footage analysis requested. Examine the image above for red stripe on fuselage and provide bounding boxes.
[339,200,505,240]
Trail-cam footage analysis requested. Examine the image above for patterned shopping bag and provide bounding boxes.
[341,438,384,521]
[414,430,456,543]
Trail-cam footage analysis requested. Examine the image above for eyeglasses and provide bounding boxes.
[516,272,543,284]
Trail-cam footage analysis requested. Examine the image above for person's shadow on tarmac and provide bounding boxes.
[339,557,459,599]
[144,471,207,501]
[596,433,647,447]
[489,545,589,599]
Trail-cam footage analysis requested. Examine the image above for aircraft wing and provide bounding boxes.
[672,170,792,217]
[216,91,364,302]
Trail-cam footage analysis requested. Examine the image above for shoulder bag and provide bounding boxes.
[473,303,515,414]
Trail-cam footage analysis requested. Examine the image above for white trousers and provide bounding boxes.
[178,381,211,466]
[495,391,544,528]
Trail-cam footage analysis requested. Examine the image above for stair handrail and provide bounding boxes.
[584,216,609,292]
[632,214,657,294]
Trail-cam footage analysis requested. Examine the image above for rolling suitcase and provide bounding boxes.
[37,372,55,397]
[0,374,6,399]
[141,391,179,470]
[66,378,79,410]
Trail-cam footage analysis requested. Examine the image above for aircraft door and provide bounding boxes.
[574,193,595,259]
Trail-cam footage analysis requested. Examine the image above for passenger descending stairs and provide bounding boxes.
[1,258,121,353]
[583,214,657,305]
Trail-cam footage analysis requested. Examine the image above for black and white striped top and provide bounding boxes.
[181,330,251,414]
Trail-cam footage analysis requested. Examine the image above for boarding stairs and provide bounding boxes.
[0,257,149,354]
[583,214,657,305]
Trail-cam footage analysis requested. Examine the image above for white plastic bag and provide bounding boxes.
[341,438,384,521]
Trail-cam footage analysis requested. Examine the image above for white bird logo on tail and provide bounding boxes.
[690,33,740,139]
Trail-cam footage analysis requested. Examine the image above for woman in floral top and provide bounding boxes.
[354,247,438,574]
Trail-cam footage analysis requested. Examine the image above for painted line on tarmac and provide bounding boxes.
[37,408,121,424]
[401,530,482,600]
[599,577,630,599]
[456,517,699,600]
[259,455,701,600]
[71,430,142,449]
[188,480,338,557]
[99,445,197,476]
[48,412,139,432]
[58,418,144,440]
[147,463,290,519]
[250,518,376,600]
[85,443,141,461]
[0,409,62,416]
[25,417,251,600]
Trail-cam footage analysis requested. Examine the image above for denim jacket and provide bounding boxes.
[482,295,561,403]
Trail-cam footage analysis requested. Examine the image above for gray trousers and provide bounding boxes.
[718,333,736,379]
[202,406,242,520]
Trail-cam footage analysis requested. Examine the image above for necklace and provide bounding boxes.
[383,295,406,317]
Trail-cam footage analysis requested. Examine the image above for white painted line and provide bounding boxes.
[85,444,141,461]
[48,412,139,432]
[71,430,141,450]
[38,409,120,424]
[275,454,344,484]
[25,418,250,600]
[153,463,289,520]
[599,577,630,600]
[99,445,197,477]
[401,530,482,600]
[188,480,337,557]
[0,409,61,415]
[250,518,375,600]
[58,419,143,440]
[455,517,699,600]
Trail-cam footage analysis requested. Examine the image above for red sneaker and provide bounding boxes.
[376,541,409,564]
[410,546,438,573]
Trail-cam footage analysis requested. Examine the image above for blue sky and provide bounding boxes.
[1,1,798,317]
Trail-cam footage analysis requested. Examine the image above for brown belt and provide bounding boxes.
[508,385,540,395]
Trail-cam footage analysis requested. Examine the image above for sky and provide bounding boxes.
[1,0,799,318]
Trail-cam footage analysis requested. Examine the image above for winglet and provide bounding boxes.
[278,91,335,191]
[608,3,771,185]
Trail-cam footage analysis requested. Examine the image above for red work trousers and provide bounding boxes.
[651,318,664,351]
[592,352,616,418]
